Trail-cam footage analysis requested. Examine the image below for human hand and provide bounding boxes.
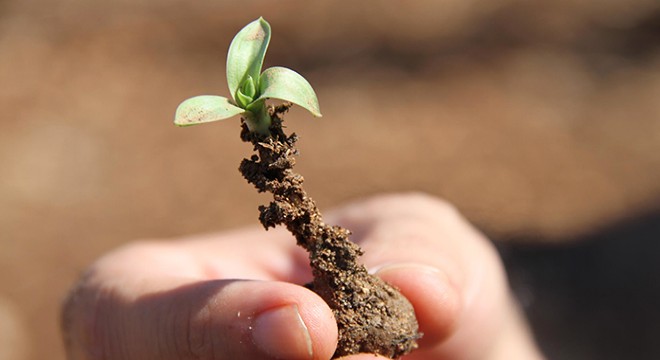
[62,193,543,359]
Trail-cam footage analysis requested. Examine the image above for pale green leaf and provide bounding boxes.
[174,95,245,127]
[226,17,271,103]
[256,66,322,117]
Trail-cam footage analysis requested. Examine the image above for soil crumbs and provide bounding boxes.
[239,104,421,358]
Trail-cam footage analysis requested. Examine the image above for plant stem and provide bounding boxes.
[238,104,420,359]
[243,101,271,136]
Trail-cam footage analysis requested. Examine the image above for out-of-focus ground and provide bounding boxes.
[1,1,659,359]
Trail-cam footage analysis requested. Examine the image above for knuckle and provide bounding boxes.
[182,302,217,359]
[374,192,461,220]
[402,192,459,217]
[61,268,108,359]
[173,285,227,360]
[61,283,83,357]
[99,239,167,264]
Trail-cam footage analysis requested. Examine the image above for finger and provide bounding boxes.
[335,355,391,360]
[174,227,312,284]
[63,240,338,360]
[327,193,511,358]
[375,263,461,346]
[65,277,337,360]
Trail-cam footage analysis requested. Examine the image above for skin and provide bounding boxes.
[62,193,545,359]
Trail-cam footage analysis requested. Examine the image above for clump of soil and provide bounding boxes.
[239,104,421,358]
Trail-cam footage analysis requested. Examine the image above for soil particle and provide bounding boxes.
[239,104,420,358]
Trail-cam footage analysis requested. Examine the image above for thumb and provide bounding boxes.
[64,278,338,360]
[336,355,391,360]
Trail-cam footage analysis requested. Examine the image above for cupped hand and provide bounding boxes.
[62,193,543,359]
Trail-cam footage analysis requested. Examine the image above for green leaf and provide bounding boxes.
[226,17,271,103]
[174,95,245,127]
[257,66,322,117]
[241,75,257,99]
[235,75,256,108]
[235,89,253,109]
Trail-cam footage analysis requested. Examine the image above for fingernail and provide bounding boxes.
[252,304,313,360]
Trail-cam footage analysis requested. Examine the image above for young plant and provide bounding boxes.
[174,17,321,136]
[174,18,420,359]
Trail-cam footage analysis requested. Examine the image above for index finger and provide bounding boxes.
[326,193,511,359]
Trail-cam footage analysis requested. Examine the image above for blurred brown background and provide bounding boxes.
[1,0,659,359]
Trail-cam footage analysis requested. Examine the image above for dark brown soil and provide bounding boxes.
[238,104,420,358]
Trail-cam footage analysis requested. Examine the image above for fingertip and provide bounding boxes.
[174,280,338,360]
[376,263,462,346]
[296,289,339,360]
[223,281,338,360]
[335,355,391,360]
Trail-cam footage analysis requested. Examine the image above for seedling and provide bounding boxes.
[174,18,420,359]
[175,17,320,136]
